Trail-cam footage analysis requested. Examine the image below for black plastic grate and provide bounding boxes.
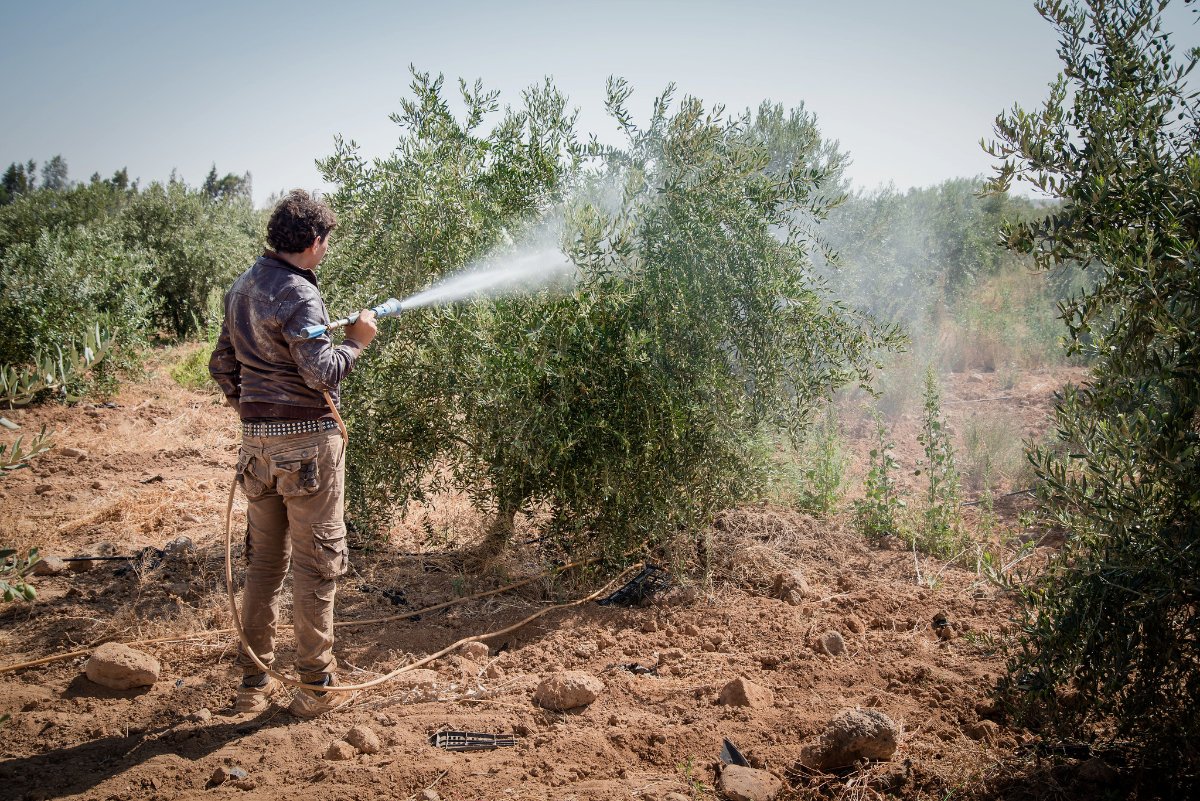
[430,731,518,751]
[597,564,671,607]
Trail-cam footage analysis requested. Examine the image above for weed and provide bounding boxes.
[913,367,967,558]
[790,406,849,517]
[853,412,905,545]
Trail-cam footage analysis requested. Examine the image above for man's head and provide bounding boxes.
[267,189,337,257]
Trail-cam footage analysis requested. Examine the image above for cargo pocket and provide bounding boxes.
[236,452,268,500]
[272,446,320,497]
[311,521,349,579]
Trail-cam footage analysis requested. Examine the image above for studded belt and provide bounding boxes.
[241,418,339,438]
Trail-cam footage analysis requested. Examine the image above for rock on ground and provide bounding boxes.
[32,555,66,576]
[771,569,810,606]
[85,642,160,689]
[817,631,845,657]
[719,764,784,801]
[718,677,775,709]
[460,641,489,660]
[326,740,357,760]
[802,708,901,770]
[346,725,382,754]
[533,672,604,711]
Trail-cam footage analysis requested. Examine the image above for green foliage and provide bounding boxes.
[322,71,900,553]
[791,406,850,516]
[0,166,260,403]
[985,0,1200,786]
[0,324,112,406]
[854,413,905,544]
[914,367,965,556]
[0,547,39,602]
[116,179,260,337]
[0,424,53,474]
[0,224,150,367]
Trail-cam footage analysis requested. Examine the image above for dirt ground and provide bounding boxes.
[0,348,1096,801]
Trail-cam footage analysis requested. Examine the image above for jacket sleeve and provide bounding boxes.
[280,293,364,393]
[208,318,241,400]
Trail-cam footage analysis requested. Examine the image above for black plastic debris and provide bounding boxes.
[430,731,517,751]
[621,663,657,676]
[720,738,750,767]
[359,584,408,606]
[598,564,671,607]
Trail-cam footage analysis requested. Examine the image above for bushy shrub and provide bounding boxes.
[0,224,154,365]
[117,180,261,337]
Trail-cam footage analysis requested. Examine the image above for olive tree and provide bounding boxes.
[986,0,1199,788]
[322,72,898,555]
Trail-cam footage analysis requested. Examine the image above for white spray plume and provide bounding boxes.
[397,244,576,310]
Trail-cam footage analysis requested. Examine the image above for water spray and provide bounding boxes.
[302,244,575,340]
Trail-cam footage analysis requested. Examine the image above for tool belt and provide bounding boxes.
[241,418,339,438]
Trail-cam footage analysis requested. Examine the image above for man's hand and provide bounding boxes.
[345,309,378,348]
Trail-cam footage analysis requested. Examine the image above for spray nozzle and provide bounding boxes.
[302,297,405,339]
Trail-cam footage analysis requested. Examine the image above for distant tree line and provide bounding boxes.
[0,155,261,373]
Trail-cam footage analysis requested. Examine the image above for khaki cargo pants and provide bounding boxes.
[236,428,349,682]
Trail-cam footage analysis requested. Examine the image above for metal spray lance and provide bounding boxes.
[301,298,405,339]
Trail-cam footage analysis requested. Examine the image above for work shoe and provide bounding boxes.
[234,673,283,714]
[288,674,359,718]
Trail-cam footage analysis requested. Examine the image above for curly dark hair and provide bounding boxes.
[266,189,337,254]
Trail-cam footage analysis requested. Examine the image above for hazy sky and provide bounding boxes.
[2,1,1196,206]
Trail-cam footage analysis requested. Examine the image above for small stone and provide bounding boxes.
[719,764,784,801]
[345,725,382,754]
[642,618,659,633]
[801,708,901,770]
[91,480,105,490]
[61,447,88,458]
[845,616,865,634]
[718,677,774,708]
[965,720,999,743]
[180,512,201,524]
[460,641,489,661]
[190,708,212,723]
[164,536,195,558]
[533,672,604,711]
[418,790,441,801]
[209,765,248,786]
[97,542,118,555]
[680,623,700,636]
[664,794,691,801]
[325,740,357,760]
[818,631,846,657]
[32,556,66,576]
[484,662,505,679]
[771,569,809,606]
[85,642,160,689]
[35,484,53,495]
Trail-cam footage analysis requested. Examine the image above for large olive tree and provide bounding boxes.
[322,72,897,555]
[986,0,1199,789]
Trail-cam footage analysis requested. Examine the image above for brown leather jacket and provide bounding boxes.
[209,253,363,419]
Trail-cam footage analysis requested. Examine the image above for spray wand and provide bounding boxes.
[302,298,404,339]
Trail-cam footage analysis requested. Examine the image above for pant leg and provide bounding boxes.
[271,430,348,681]
[237,445,291,676]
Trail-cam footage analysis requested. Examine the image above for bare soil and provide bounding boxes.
[0,348,1095,801]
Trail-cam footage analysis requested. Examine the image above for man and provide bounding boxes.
[209,189,377,717]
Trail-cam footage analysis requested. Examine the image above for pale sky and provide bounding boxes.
[2,1,1196,206]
